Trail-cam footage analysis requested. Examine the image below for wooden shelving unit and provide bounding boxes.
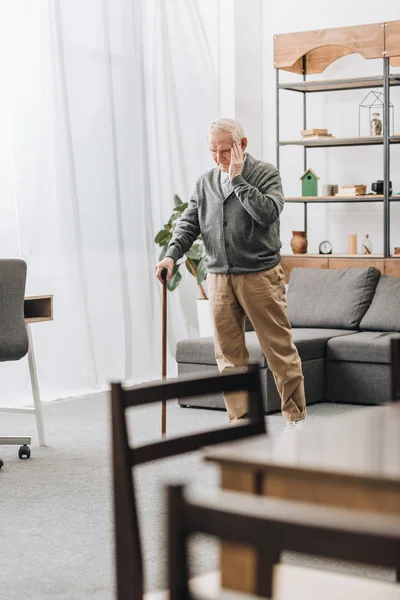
[275,19,400,259]
[280,136,400,148]
[285,195,400,203]
[279,74,400,93]
[284,253,385,258]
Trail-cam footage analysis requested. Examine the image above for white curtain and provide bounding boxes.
[0,0,220,407]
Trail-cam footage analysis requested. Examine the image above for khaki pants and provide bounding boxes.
[207,264,306,422]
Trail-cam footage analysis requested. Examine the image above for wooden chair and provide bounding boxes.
[167,485,400,600]
[391,336,400,401]
[111,363,266,599]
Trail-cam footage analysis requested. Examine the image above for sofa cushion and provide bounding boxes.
[359,275,400,332]
[176,333,265,366]
[327,331,398,364]
[287,267,381,330]
[176,329,354,367]
[291,329,355,361]
[245,317,254,332]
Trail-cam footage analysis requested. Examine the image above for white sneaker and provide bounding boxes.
[283,418,306,433]
[229,413,249,426]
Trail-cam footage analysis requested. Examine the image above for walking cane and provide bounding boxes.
[161,268,168,436]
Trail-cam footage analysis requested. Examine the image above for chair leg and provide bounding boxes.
[27,324,46,446]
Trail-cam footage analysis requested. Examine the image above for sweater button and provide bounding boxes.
[228,263,233,268]
[225,243,229,248]
[223,221,227,226]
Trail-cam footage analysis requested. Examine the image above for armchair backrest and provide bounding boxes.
[0,259,28,362]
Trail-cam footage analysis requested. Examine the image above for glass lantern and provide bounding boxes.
[358,91,394,137]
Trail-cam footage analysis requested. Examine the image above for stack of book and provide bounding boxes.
[336,185,367,197]
[300,128,335,139]
[323,184,339,196]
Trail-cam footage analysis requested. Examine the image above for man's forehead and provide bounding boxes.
[209,130,233,143]
[209,142,232,149]
[209,137,233,149]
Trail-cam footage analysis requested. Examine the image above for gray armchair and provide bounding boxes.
[0,259,31,469]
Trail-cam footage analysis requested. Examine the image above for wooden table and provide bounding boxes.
[204,403,400,594]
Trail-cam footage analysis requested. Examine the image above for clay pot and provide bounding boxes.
[290,231,308,254]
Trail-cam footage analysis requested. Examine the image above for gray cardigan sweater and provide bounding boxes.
[166,153,284,274]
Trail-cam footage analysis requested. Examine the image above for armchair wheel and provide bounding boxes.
[18,445,31,459]
[0,459,3,469]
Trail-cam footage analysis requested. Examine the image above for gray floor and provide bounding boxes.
[0,395,395,599]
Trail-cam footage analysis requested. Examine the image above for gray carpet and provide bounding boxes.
[0,395,395,599]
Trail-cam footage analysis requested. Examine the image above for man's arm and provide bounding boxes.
[165,194,201,262]
[231,167,284,227]
[228,142,284,227]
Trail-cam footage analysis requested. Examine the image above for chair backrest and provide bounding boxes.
[0,259,28,362]
[111,363,266,600]
[167,485,400,600]
[391,336,400,401]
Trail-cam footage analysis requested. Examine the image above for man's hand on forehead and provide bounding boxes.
[229,141,244,180]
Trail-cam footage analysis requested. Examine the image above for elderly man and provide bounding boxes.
[155,118,306,430]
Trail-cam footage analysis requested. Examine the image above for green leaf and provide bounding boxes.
[174,202,188,213]
[185,244,203,260]
[174,194,183,207]
[170,212,181,224]
[196,258,207,285]
[154,229,170,245]
[167,265,182,292]
[159,244,168,261]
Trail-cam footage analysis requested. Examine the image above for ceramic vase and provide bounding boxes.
[290,231,308,254]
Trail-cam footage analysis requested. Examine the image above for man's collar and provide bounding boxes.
[241,152,254,179]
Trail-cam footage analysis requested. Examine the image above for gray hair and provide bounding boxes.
[208,118,245,143]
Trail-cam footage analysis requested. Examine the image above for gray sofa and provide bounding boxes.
[176,266,399,413]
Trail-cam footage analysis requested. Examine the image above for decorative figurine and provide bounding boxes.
[300,168,319,197]
[362,234,372,255]
[370,112,382,136]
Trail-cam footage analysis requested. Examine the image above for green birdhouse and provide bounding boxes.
[300,168,319,197]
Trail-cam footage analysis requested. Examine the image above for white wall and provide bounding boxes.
[234,1,400,256]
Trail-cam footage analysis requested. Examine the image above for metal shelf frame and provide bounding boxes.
[276,58,395,257]
[278,74,400,94]
[279,136,400,148]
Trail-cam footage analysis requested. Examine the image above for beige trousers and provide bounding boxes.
[207,264,306,422]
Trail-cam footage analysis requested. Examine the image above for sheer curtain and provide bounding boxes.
[0,0,220,407]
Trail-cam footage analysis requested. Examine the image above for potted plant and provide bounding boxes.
[155,195,213,336]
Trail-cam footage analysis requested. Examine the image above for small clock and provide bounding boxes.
[319,240,332,255]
